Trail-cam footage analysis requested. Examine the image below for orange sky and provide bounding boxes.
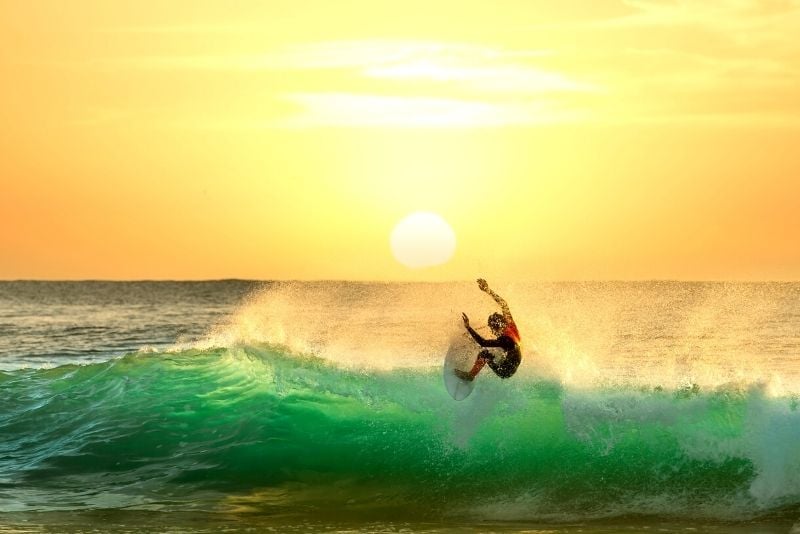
[1,0,799,280]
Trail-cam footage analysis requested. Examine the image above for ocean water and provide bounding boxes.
[1,280,799,533]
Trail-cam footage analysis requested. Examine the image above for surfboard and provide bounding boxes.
[443,332,478,400]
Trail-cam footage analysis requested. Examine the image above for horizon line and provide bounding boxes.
[1,278,798,284]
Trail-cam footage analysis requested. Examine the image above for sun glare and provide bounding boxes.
[390,212,456,269]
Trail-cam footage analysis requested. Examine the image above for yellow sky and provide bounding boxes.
[1,0,799,280]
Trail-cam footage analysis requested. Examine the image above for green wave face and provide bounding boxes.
[2,346,799,521]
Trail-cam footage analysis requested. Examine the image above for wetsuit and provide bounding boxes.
[464,323,522,379]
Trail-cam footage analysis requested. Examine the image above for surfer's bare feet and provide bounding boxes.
[454,369,474,381]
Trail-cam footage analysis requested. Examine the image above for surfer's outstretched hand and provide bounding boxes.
[462,313,470,327]
[477,278,489,292]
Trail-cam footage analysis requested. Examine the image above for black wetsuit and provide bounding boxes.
[465,326,522,379]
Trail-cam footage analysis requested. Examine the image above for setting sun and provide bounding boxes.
[390,212,456,269]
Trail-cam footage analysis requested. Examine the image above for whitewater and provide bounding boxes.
[1,281,799,532]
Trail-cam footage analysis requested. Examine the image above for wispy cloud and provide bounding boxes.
[96,24,258,34]
[83,4,800,129]
[364,57,596,94]
[87,40,595,128]
[517,0,800,124]
[276,93,586,128]
[100,40,567,83]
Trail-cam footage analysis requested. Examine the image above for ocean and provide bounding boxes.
[0,280,799,533]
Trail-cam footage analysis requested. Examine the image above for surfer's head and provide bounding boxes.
[488,312,506,335]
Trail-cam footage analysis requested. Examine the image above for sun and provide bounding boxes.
[390,212,456,269]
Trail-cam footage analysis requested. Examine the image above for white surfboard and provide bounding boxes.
[443,332,478,400]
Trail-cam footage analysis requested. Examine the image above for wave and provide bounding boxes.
[1,344,799,521]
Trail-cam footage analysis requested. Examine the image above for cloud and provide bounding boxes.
[96,24,257,34]
[88,40,596,128]
[363,52,596,94]
[516,0,800,124]
[100,40,572,87]
[83,10,800,128]
[276,93,585,128]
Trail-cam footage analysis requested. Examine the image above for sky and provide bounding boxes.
[1,0,799,281]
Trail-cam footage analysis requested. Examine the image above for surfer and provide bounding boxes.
[456,279,522,381]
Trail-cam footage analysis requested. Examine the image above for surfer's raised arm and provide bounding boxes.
[477,278,512,321]
[461,313,507,349]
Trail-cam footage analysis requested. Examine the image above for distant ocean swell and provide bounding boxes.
[1,345,799,521]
